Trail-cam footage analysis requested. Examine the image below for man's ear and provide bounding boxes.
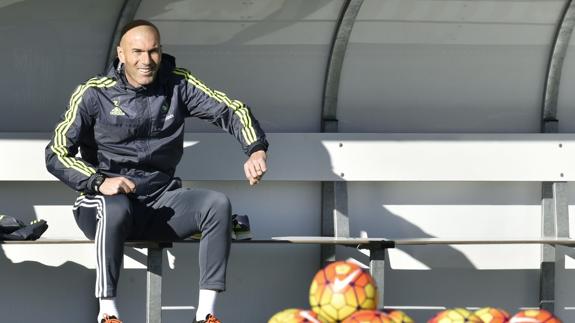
[117,46,125,63]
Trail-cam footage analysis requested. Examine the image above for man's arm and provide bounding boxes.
[174,68,269,184]
[45,84,99,193]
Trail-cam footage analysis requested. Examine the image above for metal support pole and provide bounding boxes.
[540,181,569,312]
[334,182,350,239]
[321,182,336,266]
[554,182,570,238]
[540,182,557,312]
[321,0,364,131]
[147,245,163,323]
[320,0,364,268]
[321,182,350,267]
[370,248,386,308]
[539,0,575,311]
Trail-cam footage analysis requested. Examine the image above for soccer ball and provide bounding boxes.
[309,261,378,322]
[383,309,415,323]
[428,308,483,323]
[474,307,510,323]
[342,310,393,323]
[268,308,321,323]
[509,309,561,323]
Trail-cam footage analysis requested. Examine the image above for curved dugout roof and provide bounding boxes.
[1,0,574,134]
[339,0,568,132]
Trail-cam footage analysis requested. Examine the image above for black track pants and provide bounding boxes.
[73,187,232,298]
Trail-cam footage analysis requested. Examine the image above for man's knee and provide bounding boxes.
[214,192,232,210]
[200,191,232,228]
[102,195,133,229]
[206,191,231,215]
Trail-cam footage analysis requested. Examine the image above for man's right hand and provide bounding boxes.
[98,177,136,195]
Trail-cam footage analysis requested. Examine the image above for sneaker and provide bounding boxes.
[231,214,252,240]
[194,313,221,323]
[100,314,122,323]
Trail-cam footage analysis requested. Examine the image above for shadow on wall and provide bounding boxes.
[0,246,97,321]
[377,206,476,268]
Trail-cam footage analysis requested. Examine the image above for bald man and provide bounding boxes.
[45,20,268,323]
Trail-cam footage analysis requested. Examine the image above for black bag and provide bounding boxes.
[0,214,48,241]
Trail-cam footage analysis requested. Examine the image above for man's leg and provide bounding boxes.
[73,194,134,322]
[140,187,232,321]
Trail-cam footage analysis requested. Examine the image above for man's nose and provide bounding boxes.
[141,52,152,65]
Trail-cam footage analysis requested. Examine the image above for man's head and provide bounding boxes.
[117,20,162,87]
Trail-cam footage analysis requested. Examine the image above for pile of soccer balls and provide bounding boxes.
[268,260,562,323]
[428,307,561,323]
[269,260,411,323]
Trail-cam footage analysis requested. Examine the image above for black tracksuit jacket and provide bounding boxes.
[45,54,268,200]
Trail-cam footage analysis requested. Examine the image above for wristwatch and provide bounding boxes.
[90,173,106,194]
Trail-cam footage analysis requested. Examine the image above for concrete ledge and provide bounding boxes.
[2,132,575,181]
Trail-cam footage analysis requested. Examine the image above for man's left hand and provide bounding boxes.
[244,150,267,186]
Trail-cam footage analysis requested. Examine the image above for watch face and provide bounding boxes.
[94,174,105,191]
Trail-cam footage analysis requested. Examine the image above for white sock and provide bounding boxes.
[195,289,218,320]
[98,297,119,322]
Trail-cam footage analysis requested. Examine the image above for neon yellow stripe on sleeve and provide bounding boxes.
[173,68,257,145]
[51,77,117,176]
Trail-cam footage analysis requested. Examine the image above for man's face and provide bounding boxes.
[117,25,162,87]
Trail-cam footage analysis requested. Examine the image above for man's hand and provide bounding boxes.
[98,177,136,195]
[244,150,267,186]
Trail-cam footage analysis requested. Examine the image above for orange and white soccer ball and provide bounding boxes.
[268,308,321,323]
[474,307,510,323]
[509,309,561,323]
[428,308,483,323]
[383,309,415,323]
[342,310,393,323]
[309,261,378,322]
